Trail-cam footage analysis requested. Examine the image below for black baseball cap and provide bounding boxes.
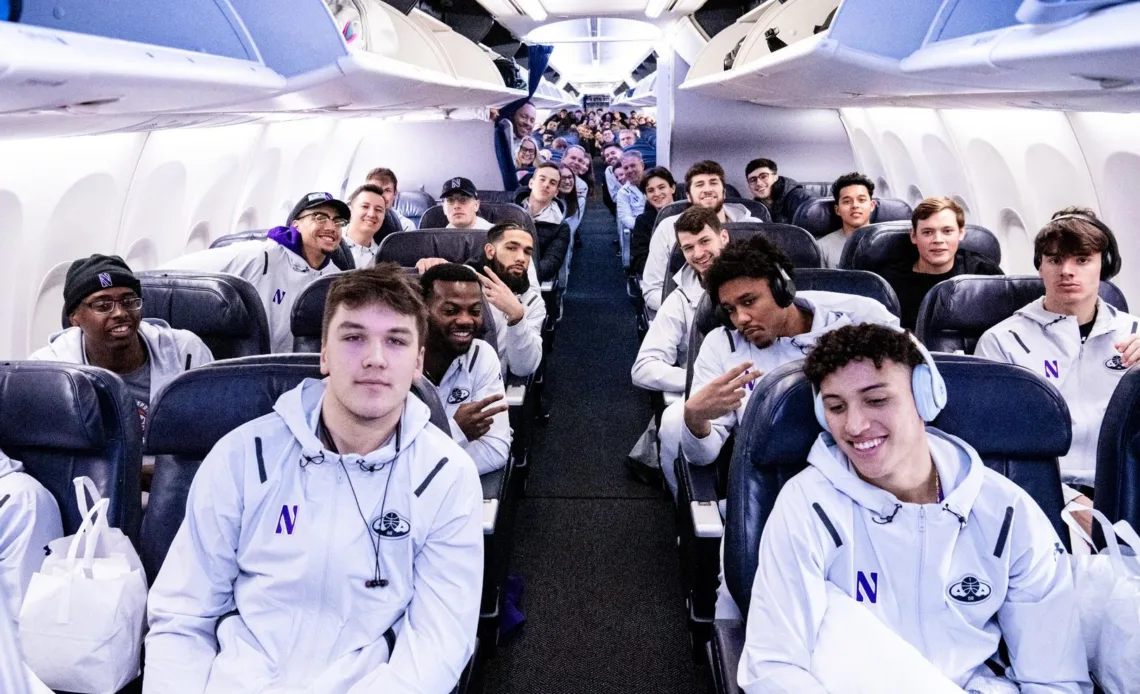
[440,177,478,200]
[287,192,351,226]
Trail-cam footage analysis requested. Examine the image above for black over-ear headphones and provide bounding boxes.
[1034,214,1121,281]
[713,263,797,332]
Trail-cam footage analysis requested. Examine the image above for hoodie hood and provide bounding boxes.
[0,449,23,479]
[723,202,754,222]
[806,426,985,523]
[40,318,175,362]
[267,226,331,270]
[273,378,432,469]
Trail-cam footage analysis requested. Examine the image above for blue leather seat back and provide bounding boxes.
[135,271,270,358]
[837,221,1002,271]
[419,202,537,238]
[377,230,488,267]
[791,197,914,238]
[290,272,498,354]
[795,268,902,319]
[652,197,772,231]
[0,362,143,543]
[654,201,689,230]
[724,355,1073,615]
[799,182,832,198]
[1096,369,1140,532]
[915,275,1129,355]
[393,189,436,229]
[477,190,519,205]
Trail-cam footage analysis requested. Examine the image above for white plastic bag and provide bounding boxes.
[811,582,967,693]
[18,477,147,694]
[1062,507,1140,694]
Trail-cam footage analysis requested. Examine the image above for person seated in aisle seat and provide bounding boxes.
[745,157,813,225]
[522,163,565,225]
[602,144,624,201]
[631,167,677,277]
[31,254,214,429]
[145,266,483,693]
[681,236,899,471]
[631,207,730,492]
[878,196,1003,330]
[420,264,511,474]
[365,167,416,232]
[642,160,764,314]
[616,151,647,234]
[976,208,1140,535]
[163,193,346,353]
[740,323,1090,693]
[0,447,63,630]
[618,129,637,149]
[818,173,877,268]
[439,177,492,231]
[343,184,389,270]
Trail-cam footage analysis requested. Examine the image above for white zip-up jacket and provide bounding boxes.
[976,297,1139,487]
[616,183,647,232]
[29,318,214,401]
[632,265,704,394]
[144,379,483,694]
[161,238,342,353]
[488,284,547,378]
[641,203,760,313]
[0,450,62,629]
[431,339,512,475]
[740,428,1091,694]
[682,292,899,466]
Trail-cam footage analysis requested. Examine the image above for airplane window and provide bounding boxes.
[876,177,892,198]
[907,185,925,207]
[186,222,211,254]
[951,194,971,216]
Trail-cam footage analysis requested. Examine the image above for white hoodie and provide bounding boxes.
[632,265,704,395]
[740,429,1091,694]
[976,297,1139,487]
[640,203,760,313]
[144,379,483,694]
[431,339,512,475]
[488,283,547,378]
[0,449,63,629]
[28,318,214,421]
[161,239,342,353]
[682,292,899,466]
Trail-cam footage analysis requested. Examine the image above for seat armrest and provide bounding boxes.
[480,467,508,534]
[540,280,555,293]
[504,372,530,406]
[709,619,746,694]
[679,456,722,538]
[664,391,682,407]
[482,499,499,534]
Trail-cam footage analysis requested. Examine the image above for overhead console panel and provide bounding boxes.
[681,0,1140,112]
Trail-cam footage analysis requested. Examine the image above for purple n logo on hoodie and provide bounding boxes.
[276,505,298,535]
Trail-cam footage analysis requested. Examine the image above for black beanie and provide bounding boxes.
[63,255,141,316]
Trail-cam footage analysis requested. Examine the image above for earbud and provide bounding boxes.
[365,579,389,589]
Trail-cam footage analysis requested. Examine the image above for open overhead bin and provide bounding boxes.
[407,9,527,108]
[0,0,285,136]
[522,69,579,110]
[228,0,519,114]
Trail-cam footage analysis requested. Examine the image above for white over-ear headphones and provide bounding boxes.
[813,330,947,433]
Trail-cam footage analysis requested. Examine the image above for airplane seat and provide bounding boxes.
[289,272,499,354]
[724,184,742,198]
[837,221,1002,271]
[418,202,537,239]
[654,200,690,229]
[377,230,489,267]
[790,197,913,238]
[798,181,832,198]
[711,355,1074,684]
[0,361,143,544]
[871,197,914,225]
[725,197,772,223]
[661,223,822,302]
[126,270,271,358]
[915,275,1129,354]
[795,268,902,320]
[209,229,269,248]
[394,189,436,228]
[1095,368,1140,536]
[477,190,518,205]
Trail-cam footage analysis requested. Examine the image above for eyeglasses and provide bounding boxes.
[85,296,143,314]
[297,211,348,228]
[747,172,774,184]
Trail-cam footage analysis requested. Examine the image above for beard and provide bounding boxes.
[469,255,530,295]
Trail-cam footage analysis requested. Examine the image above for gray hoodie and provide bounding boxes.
[0,449,63,627]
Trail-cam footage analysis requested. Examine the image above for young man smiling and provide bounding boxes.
[739,323,1089,693]
[818,173,877,268]
[342,183,389,270]
[145,266,483,693]
[162,192,347,352]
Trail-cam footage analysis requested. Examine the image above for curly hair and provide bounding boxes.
[804,324,924,388]
[703,235,795,306]
[831,172,875,203]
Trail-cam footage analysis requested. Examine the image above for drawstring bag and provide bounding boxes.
[19,477,147,694]
[1062,507,1140,694]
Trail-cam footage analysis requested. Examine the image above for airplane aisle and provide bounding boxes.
[482,194,711,692]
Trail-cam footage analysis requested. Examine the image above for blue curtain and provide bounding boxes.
[495,44,554,191]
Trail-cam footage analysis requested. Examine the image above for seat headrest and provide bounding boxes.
[724,198,772,223]
[377,230,488,267]
[872,198,914,224]
[1095,368,1140,532]
[790,197,914,238]
[655,201,689,229]
[794,268,901,319]
[409,378,450,433]
[799,182,832,198]
[393,190,435,219]
[209,229,268,249]
[838,221,1002,271]
[0,362,122,450]
[916,275,1130,354]
[477,190,519,205]
[664,222,820,280]
[146,362,322,457]
[725,183,742,199]
[419,203,536,237]
[132,271,270,357]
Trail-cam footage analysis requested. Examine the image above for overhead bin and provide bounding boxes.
[613,73,658,109]
[524,70,579,110]
[224,0,520,113]
[0,0,285,125]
